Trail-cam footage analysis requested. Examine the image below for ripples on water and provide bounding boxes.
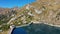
[12,23,60,34]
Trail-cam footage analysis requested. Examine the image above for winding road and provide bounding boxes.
[7,14,24,24]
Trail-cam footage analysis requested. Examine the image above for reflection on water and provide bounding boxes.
[12,23,60,34]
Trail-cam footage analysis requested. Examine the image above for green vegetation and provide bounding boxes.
[11,9,33,26]
[13,19,23,26]
[0,15,6,25]
[0,21,3,25]
[0,10,18,31]
[0,24,10,31]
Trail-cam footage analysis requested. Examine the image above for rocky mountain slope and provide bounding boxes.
[0,0,60,34]
[10,0,60,26]
[0,0,60,28]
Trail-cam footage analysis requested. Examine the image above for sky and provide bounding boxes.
[0,0,36,8]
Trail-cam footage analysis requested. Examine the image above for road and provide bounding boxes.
[7,14,24,24]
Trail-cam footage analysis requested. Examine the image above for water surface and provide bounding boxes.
[12,23,60,34]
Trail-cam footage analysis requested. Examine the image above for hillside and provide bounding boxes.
[30,0,60,25]
[10,0,60,25]
[0,0,60,34]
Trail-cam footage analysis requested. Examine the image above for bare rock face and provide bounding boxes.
[17,0,60,25]
[29,0,60,25]
[1,0,60,26]
[10,0,60,26]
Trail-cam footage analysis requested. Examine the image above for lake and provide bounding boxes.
[12,23,60,34]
